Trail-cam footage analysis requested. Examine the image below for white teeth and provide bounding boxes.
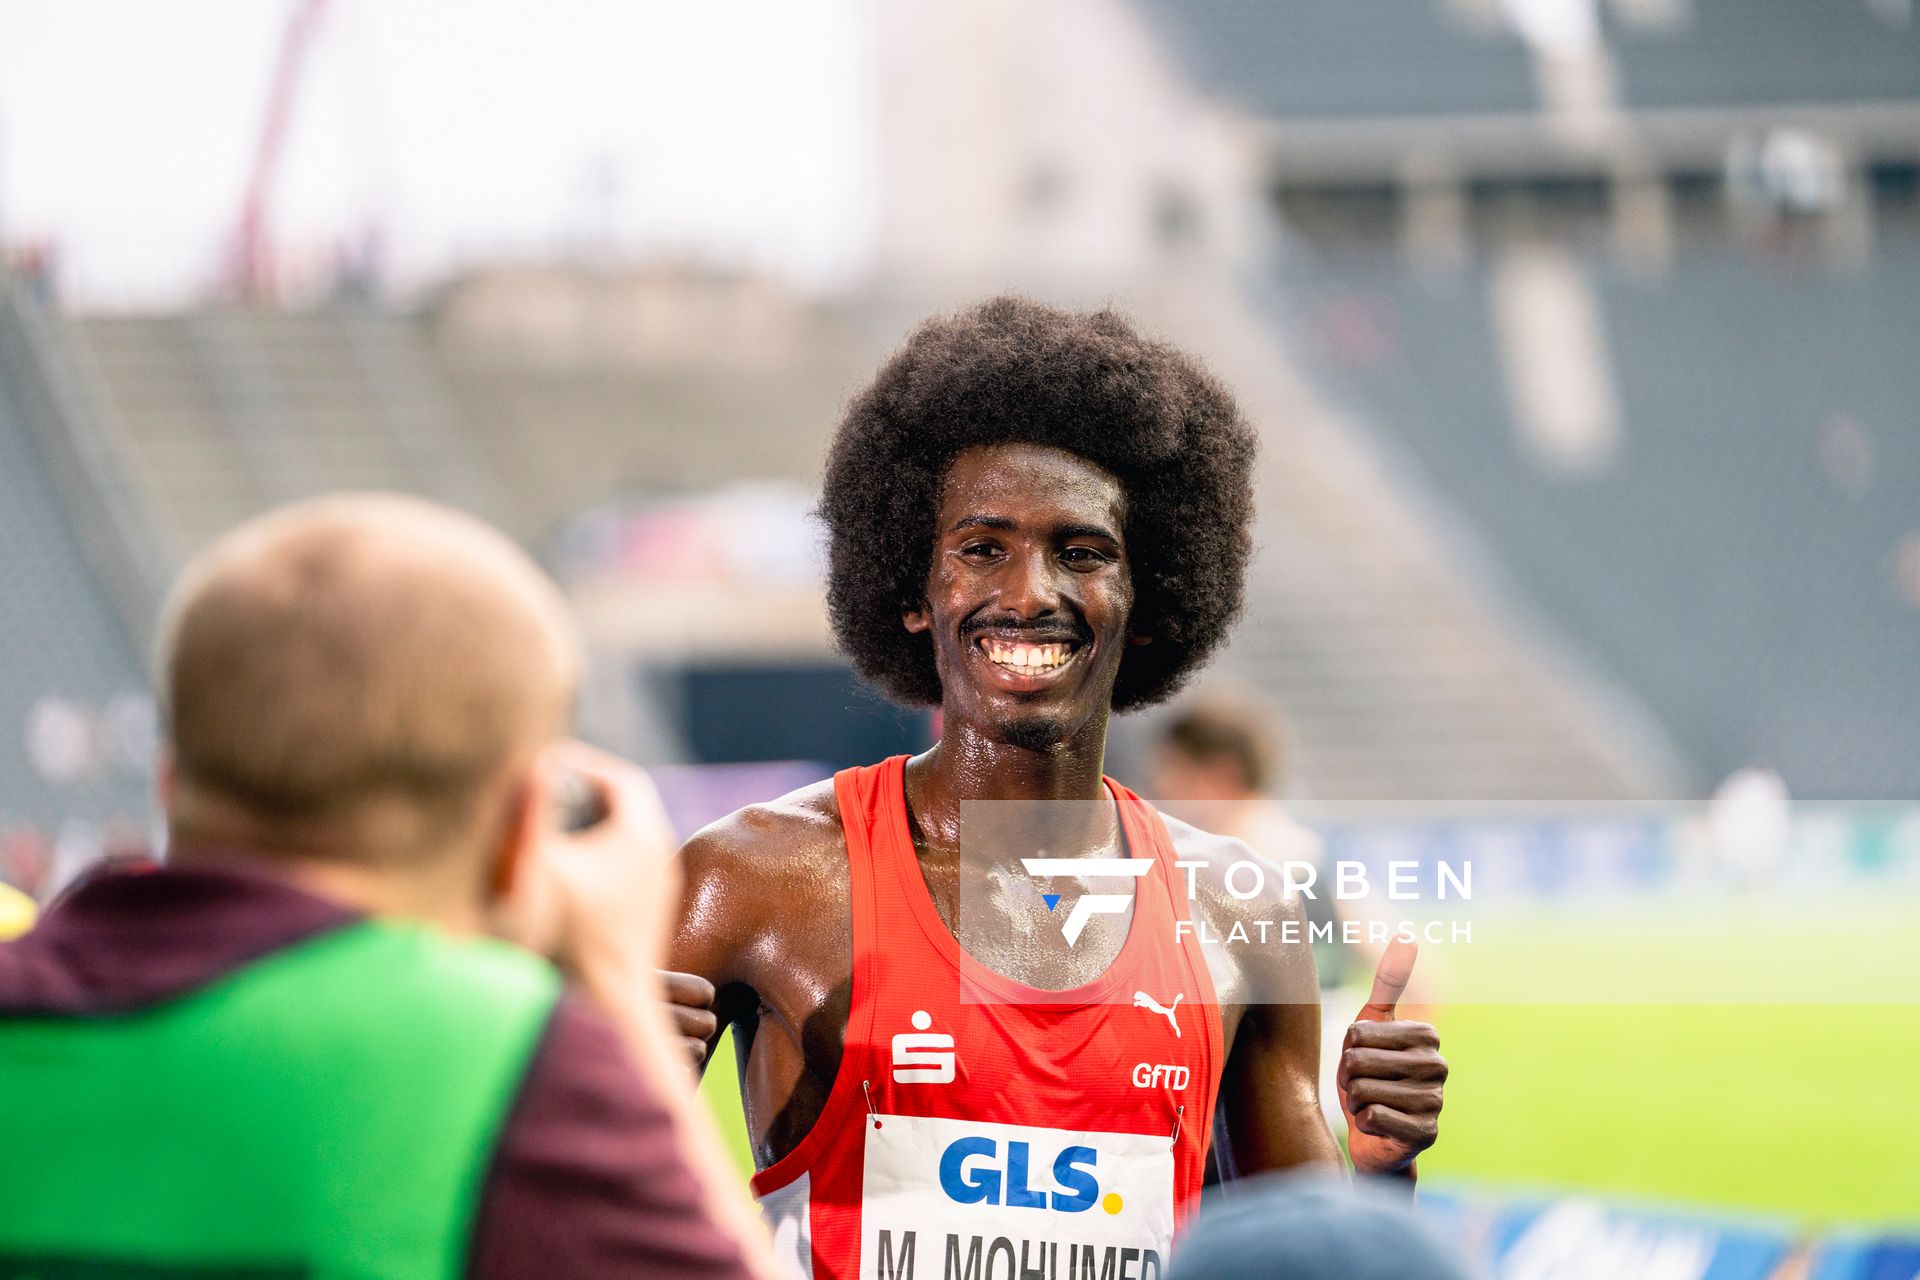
[980,639,1074,673]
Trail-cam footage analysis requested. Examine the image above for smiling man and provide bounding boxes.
[668,297,1447,1279]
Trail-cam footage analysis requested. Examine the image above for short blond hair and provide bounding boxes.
[158,494,577,859]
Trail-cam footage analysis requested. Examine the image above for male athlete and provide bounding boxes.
[668,298,1447,1278]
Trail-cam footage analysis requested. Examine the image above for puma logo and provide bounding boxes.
[1133,990,1183,1038]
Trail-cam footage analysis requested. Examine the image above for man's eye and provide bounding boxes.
[1062,546,1110,567]
[960,542,1001,559]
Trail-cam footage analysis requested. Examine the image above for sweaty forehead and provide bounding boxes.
[937,443,1127,533]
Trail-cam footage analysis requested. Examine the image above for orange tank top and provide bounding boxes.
[751,756,1222,1280]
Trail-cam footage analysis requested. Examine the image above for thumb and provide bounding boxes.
[1357,936,1418,1023]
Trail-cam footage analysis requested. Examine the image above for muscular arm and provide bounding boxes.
[667,815,781,1074]
[665,783,855,1169]
[1166,818,1444,1185]
[1158,819,1342,1180]
[1207,875,1346,1180]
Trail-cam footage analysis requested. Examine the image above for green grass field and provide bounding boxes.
[696,892,1920,1227]
[697,1030,757,1180]
[1420,893,1920,1226]
[1423,1002,1920,1226]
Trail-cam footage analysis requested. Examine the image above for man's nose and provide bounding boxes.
[1000,547,1065,618]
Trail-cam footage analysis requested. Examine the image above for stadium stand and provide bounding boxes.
[1605,0,1920,111]
[1130,0,1539,121]
[1271,246,1920,799]
[1119,285,1671,808]
[429,324,877,541]
[29,271,1672,809]
[72,306,506,557]
[0,285,154,829]
[1136,0,1920,123]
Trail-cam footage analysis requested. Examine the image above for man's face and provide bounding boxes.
[905,443,1136,750]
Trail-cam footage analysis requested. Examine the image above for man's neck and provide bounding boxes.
[904,709,1116,854]
[166,835,487,937]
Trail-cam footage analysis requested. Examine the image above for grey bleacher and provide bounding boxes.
[1606,0,1920,111]
[74,307,504,559]
[1116,282,1668,809]
[435,360,863,539]
[1273,247,1920,799]
[428,310,881,539]
[0,336,153,828]
[1130,0,1539,121]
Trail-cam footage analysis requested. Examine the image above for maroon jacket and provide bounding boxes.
[0,863,755,1280]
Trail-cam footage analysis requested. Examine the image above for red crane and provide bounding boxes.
[231,0,331,299]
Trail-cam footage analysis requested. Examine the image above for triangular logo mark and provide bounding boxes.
[1042,893,1062,912]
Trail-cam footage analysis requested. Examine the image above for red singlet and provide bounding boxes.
[752,756,1222,1280]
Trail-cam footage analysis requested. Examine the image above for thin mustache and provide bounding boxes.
[960,618,1089,645]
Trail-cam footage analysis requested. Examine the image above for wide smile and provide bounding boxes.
[972,634,1087,691]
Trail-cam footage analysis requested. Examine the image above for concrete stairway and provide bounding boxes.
[71,307,505,560]
[1124,276,1679,809]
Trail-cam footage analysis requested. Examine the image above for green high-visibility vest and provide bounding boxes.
[0,920,560,1280]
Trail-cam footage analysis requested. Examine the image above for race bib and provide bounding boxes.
[860,1114,1174,1280]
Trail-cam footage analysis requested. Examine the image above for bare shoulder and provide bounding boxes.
[1160,812,1308,927]
[678,777,851,909]
[671,777,850,982]
[1157,811,1317,1005]
[682,776,843,869]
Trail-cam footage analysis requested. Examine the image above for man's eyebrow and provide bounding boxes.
[948,514,1017,534]
[1058,522,1121,543]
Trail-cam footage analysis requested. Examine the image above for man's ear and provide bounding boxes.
[486,758,550,906]
[903,603,932,635]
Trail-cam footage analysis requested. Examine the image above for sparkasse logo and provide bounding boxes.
[892,1010,956,1084]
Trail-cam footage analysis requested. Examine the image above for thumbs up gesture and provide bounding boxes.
[1337,938,1447,1178]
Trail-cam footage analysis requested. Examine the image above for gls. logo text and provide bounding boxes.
[939,1137,1117,1215]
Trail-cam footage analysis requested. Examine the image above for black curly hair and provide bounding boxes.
[819,295,1257,712]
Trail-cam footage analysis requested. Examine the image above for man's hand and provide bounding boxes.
[662,969,719,1067]
[499,743,786,1280]
[1337,938,1447,1179]
[495,740,681,989]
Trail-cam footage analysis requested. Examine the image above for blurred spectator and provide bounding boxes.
[1170,1172,1479,1280]
[1152,697,1353,986]
[1707,765,1793,886]
[0,494,777,1280]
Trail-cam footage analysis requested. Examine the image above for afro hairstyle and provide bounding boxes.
[819,295,1256,712]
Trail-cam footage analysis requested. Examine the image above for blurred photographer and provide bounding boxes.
[0,494,778,1280]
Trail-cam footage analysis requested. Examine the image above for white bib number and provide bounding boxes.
[860,1114,1174,1280]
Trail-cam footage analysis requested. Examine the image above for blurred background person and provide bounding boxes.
[1169,1173,1480,1280]
[0,495,777,1280]
[1152,697,1390,1144]
[1152,697,1356,988]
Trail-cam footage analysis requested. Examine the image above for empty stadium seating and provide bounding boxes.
[1271,243,1920,798]
[1120,283,1670,808]
[1131,0,1538,121]
[73,307,505,558]
[0,289,154,828]
[1606,0,1920,110]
